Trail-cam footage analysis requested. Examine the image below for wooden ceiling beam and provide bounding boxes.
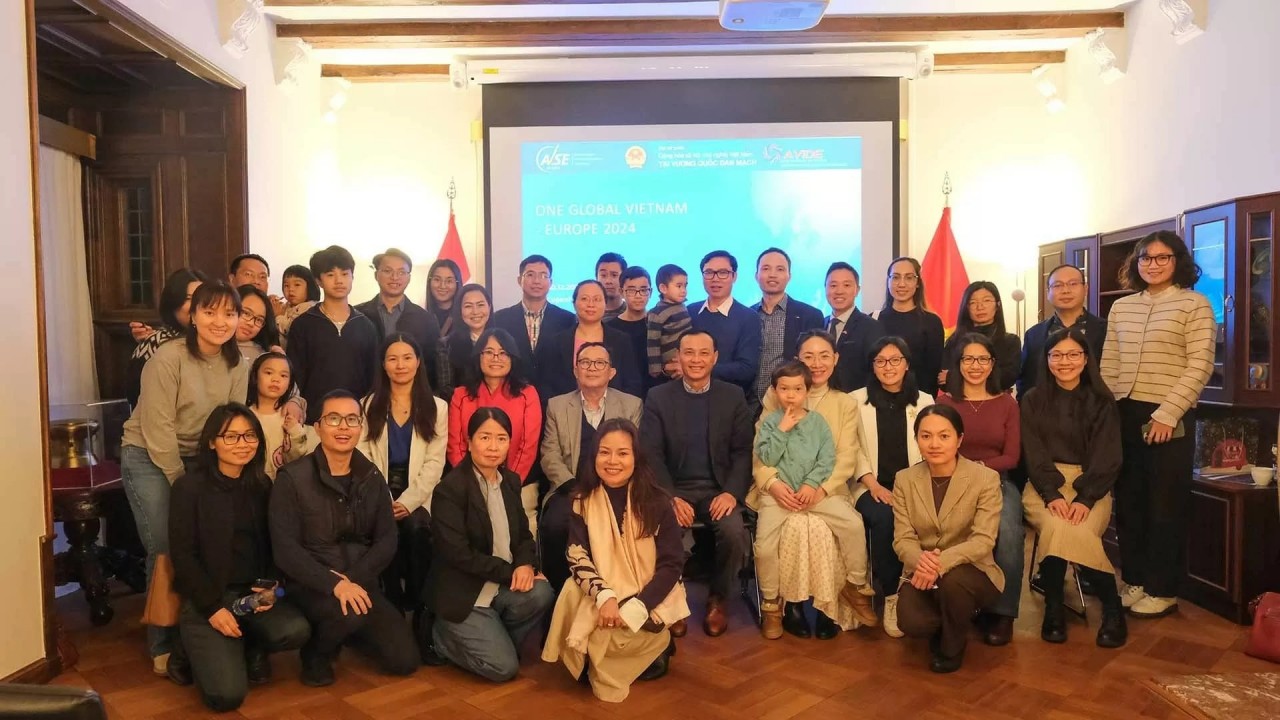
[933,50,1066,73]
[278,12,1124,49]
[321,63,452,81]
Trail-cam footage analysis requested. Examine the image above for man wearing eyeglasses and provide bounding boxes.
[354,249,441,379]
[752,248,825,406]
[270,391,420,687]
[491,254,576,374]
[689,250,764,409]
[538,342,644,592]
[608,266,657,397]
[1017,264,1107,398]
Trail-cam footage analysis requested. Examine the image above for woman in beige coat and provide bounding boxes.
[892,404,1004,673]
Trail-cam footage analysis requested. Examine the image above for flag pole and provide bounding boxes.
[447,177,456,212]
[942,171,952,209]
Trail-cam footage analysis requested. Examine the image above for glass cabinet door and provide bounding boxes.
[1243,209,1275,393]
[1186,207,1233,397]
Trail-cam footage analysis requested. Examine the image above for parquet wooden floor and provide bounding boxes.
[51,574,1272,720]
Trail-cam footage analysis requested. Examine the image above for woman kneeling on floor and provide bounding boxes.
[892,404,1004,673]
[1021,327,1127,648]
[542,418,687,702]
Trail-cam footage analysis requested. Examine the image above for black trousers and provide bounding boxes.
[677,488,750,600]
[539,486,574,593]
[381,507,432,611]
[896,564,1000,660]
[856,492,903,597]
[1116,399,1195,598]
[291,585,419,676]
[179,594,310,712]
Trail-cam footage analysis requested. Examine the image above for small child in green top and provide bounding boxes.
[755,363,835,494]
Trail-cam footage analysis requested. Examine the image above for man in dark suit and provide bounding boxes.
[1017,264,1107,398]
[824,262,885,392]
[752,247,825,407]
[688,250,763,409]
[641,329,753,638]
[490,254,576,376]
[353,248,441,379]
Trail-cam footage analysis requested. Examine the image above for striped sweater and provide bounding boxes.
[1100,286,1216,426]
[646,300,692,377]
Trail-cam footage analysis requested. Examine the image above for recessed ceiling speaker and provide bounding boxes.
[719,0,831,31]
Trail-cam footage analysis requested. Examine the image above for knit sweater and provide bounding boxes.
[1100,286,1216,427]
[936,392,1021,472]
[646,300,692,377]
[121,341,250,482]
[754,409,835,492]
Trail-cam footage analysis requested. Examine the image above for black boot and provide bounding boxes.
[165,644,193,687]
[1087,569,1128,648]
[638,639,675,681]
[300,650,335,687]
[1041,600,1067,643]
[413,607,448,667]
[245,644,272,685]
[928,634,963,673]
[782,601,811,638]
[814,610,840,640]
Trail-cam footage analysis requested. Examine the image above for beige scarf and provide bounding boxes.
[542,485,689,657]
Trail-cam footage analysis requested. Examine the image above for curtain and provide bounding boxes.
[38,146,98,408]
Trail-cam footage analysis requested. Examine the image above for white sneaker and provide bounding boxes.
[883,594,905,638]
[152,653,170,676]
[1130,595,1178,618]
[1120,585,1147,609]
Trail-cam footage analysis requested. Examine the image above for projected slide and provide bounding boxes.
[520,136,863,310]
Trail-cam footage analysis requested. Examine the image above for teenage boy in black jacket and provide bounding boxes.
[287,246,379,423]
[270,391,419,686]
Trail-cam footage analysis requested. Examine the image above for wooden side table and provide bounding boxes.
[51,462,146,626]
[1183,472,1280,624]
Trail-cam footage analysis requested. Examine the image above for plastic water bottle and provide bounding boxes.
[231,587,284,616]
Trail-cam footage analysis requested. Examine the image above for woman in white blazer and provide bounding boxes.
[851,335,934,637]
[358,333,449,622]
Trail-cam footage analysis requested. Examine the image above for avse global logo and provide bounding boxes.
[535,144,571,172]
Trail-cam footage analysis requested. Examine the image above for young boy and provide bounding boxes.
[285,245,379,422]
[646,264,692,380]
[753,361,876,639]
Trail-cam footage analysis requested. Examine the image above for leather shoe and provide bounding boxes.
[638,640,674,681]
[983,615,1014,646]
[245,646,272,685]
[414,609,449,667]
[814,611,840,640]
[669,618,688,638]
[300,652,335,688]
[929,652,963,674]
[703,595,728,637]
[165,651,193,687]
[1041,602,1067,644]
[782,601,811,638]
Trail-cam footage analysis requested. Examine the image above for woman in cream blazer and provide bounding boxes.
[849,336,934,637]
[892,403,1003,674]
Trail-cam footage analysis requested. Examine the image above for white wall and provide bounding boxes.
[907,0,1280,323]
[1,1,53,678]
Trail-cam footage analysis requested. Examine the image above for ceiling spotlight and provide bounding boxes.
[322,110,338,125]
[1046,97,1066,114]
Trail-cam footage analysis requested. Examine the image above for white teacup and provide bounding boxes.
[1251,466,1275,486]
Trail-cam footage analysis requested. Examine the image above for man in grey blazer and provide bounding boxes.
[538,342,643,591]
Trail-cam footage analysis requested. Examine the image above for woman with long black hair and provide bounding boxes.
[877,257,945,396]
[235,284,281,362]
[940,281,1021,391]
[126,268,208,408]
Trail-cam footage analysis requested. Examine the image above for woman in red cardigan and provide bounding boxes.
[448,327,543,529]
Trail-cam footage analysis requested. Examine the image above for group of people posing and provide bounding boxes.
[118,228,1214,710]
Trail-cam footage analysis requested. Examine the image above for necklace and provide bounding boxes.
[966,396,991,414]
[931,476,951,488]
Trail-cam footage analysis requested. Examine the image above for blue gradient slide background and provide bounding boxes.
[521,136,862,310]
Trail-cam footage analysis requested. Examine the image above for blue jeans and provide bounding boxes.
[121,445,187,657]
[988,476,1025,618]
[433,581,554,682]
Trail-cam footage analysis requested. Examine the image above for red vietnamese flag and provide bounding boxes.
[437,209,471,283]
[920,206,970,336]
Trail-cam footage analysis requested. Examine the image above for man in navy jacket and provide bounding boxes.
[688,250,763,409]
[751,247,825,406]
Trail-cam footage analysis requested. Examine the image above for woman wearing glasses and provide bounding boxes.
[893,404,1003,673]
[235,284,282,362]
[1101,230,1214,618]
[851,336,934,637]
[448,328,543,530]
[536,279,642,400]
[941,281,1021,392]
[443,283,493,401]
[1022,328,1127,647]
[878,257,945,396]
[169,404,310,710]
[936,333,1023,646]
[121,281,250,674]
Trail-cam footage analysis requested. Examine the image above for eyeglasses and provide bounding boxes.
[521,271,550,281]
[218,431,259,445]
[623,287,652,297]
[430,276,457,286]
[968,299,997,308]
[481,350,509,361]
[240,310,265,328]
[1048,280,1085,291]
[1048,350,1086,362]
[576,359,611,371]
[378,268,410,280]
[799,352,835,364]
[890,273,919,283]
[873,356,906,368]
[960,355,994,367]
[702,269,734,280]
[320,413,364,428]
[1137,253,1176,267]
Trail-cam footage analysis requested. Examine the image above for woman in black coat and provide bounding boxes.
[169,403,310,712]
[427,407,554,682]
